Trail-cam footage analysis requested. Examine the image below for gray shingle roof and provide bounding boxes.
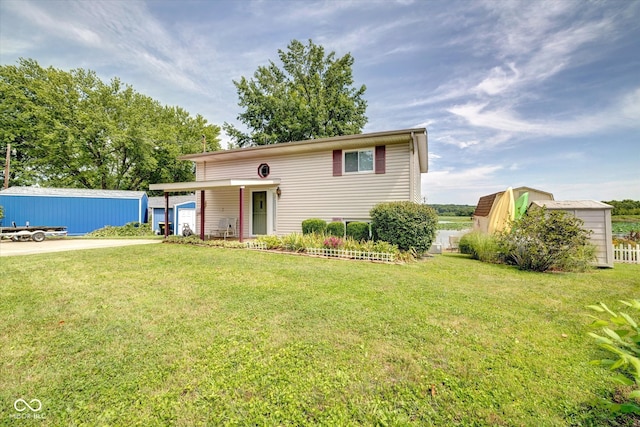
[531,200,613,210]
[148,195,196,208]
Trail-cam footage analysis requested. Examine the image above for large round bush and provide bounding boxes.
[346,221,370,241]
[301,218,327,235]
[370,201,438,253]
[326,221,345,237]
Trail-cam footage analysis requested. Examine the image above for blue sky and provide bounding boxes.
[1,0,639,204]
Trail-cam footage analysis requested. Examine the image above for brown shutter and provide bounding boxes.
[333,149,342,176]
[375,145,386,174]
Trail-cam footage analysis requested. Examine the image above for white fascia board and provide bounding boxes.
[150,178,281,192]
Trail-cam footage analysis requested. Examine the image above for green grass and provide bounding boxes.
[1,245,639,426]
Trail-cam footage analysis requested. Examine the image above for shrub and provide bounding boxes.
[370,201,437,254]
[326,221,345,237]
[588,300,640,415]
[302,218,326,235]
[496,207,594,272]
[459,231,499,263]
[346,221,370,241]
[323,236,343,249]
[255,234,283,249]
[86,222,154,237]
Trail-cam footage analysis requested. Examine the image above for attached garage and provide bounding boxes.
[0,187,148,235]
[530,200,614,268]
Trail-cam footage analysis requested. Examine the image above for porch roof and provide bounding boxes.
[149,178,281,193]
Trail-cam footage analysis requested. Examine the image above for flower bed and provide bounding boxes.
[165,233,406,262]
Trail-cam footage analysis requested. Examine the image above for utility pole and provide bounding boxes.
[3,143,10,190]
[202,134,206,152]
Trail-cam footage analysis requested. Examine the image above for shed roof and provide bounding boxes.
[513,186,554,199]
[530,200,613,210]
[473,192,500,217]
[148,195,196,209]
[0,186,147,199]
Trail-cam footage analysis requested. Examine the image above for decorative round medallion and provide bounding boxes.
[258,163,270,178]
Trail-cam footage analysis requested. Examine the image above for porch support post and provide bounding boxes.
[239,186,245,243]
[200,190,205,240]
[163,192,169,238]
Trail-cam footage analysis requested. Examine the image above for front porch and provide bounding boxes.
[149,178,281,242]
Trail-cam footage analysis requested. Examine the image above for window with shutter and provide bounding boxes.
[333,150,342,176]
[375,145,385,174]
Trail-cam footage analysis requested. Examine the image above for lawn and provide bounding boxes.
[1,244,639,426]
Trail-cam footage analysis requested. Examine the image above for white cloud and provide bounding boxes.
[553,179,640,202]
[421,165,505,204]
[423,165,503,190]
[474,63,520,96]
[448,88,640,137]
[5,0,102,47]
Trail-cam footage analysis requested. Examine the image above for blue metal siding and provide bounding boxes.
[140,194,149,223]
[0,195,146,235]
[152,207,174,234]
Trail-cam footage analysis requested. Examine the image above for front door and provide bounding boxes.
[252,191,267,235]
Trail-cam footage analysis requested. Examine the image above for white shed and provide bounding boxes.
[530,200,614,268]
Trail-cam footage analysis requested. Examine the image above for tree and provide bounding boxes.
[0,59,220,190]
[603,199,640,216]
[224,39,367,147]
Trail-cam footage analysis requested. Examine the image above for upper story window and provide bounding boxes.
[333,145,385,177]
[344,149,373,173]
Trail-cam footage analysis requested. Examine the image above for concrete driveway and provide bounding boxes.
[0,238,161,257]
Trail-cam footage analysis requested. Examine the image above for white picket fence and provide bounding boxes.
[613,244,640,264]
[306,247,396,262]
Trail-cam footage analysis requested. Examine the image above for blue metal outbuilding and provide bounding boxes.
[0,187,148,235]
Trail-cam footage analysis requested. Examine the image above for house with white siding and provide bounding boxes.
[149,128,428,241]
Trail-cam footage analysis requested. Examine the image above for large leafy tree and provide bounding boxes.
[224,39,367,147]
[0,58,220,190]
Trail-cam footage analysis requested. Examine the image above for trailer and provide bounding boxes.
[0,225,68,242]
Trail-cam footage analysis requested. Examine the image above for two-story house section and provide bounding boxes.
[150,128,428,241]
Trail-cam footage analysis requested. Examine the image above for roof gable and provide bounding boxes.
[180,128,427,172]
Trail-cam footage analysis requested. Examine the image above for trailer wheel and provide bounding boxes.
[32,231,46,242]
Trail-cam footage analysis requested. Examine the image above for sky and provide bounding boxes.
[1,0,639,204]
